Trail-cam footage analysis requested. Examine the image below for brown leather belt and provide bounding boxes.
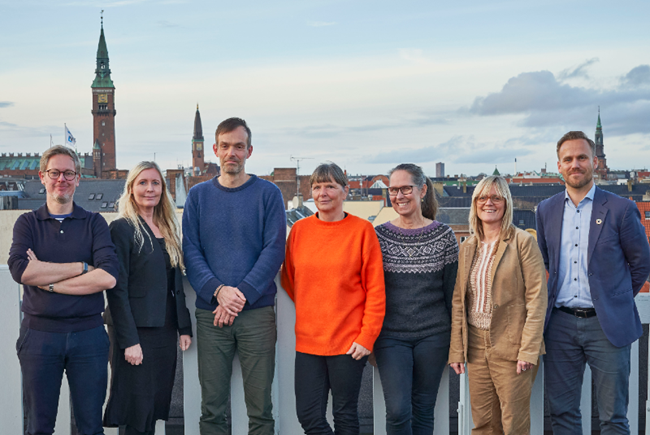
[558,306,597,318]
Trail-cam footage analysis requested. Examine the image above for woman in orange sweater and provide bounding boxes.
[282,162,386,435]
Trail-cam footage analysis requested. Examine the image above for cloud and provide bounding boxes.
[620,65,650,88]
[285,116,449,139]
[157,20,179,28]
[0,101,14,108]
[557,58,599,81]
[308,21,336,27]
[466,65,650,135]
[367,135,533,165]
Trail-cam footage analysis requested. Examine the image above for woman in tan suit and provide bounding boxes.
[449,175,547,434]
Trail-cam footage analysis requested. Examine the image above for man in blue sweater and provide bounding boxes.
[9,145,119,435]
[183,118,286,434]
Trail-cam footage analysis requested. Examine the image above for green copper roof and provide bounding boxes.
[492,166,500,176]
[597,113,602,130]
[91,24,114,89]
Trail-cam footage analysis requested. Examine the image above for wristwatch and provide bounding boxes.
[48,283,54,293]
[81,262,88,275]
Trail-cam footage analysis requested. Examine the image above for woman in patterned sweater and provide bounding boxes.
[448,176,547,434]
[374,163,459,435]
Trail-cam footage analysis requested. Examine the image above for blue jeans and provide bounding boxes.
[17,325,109,435]
[544,308,631,435]
[295,352,368,435]
[374,334,449,435]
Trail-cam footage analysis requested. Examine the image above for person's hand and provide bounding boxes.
[212,305,235,328]
[450,362,465,375]
[368,353,377,367]
[125,344,143,365]
[346,342,371,360]
[179,335,192,351]
[217,286,246,316]
[517,360,533,375]
[27,249,39,262]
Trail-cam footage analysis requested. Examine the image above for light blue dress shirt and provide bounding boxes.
[556,183,596,308]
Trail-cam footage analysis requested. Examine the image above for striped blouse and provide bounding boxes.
[467,240,498,330]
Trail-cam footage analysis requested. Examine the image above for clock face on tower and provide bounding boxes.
[98,94,108,103]
[196,143,203,151]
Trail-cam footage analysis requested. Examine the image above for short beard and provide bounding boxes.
[565,171,593,189]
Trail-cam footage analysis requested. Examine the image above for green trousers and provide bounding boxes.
[196,306,277,435]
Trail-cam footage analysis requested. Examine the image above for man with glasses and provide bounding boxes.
[8,145,119,435]
[536,131,650,434]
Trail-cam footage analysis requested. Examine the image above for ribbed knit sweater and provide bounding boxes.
[375,221,459,339]
[281,214,386,355]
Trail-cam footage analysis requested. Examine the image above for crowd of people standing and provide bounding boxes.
[8,119,650,435]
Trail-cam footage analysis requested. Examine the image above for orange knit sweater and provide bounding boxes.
[281,214,386,356]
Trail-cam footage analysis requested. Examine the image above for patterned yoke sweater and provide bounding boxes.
[374,221,459,340]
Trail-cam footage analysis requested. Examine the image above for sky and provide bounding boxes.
[1,0,650,178]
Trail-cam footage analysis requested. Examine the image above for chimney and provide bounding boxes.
[628,179,633,192]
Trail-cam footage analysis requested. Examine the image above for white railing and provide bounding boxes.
[2,264,650,434]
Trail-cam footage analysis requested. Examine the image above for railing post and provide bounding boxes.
[183,278,201,435]
[0,266,24,434]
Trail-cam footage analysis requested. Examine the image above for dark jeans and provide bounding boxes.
[295,352,368,435]
[544,308,631,435]
[123,425,154,435]
[17,325,109,435]
[374,334,449,435]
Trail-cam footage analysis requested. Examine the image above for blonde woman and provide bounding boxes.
[103,161,192,435]
[448,176,547,434]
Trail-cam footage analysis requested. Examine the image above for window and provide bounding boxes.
[519,219,525,226]
[108,202,115,209]
[96,193,103,200]
[460,236,468,243]
[39,188,45,194]
[88,194,95,200]
[101,202,108,208]
[645,211,650,219]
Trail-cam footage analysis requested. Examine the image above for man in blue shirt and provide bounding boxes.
[183,118,286,434]
[536,131,650,434]
[8,145,119,435]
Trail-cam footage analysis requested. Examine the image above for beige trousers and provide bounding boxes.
[466,325,539,435]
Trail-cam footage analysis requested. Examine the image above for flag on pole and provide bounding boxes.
[65,124,76,149]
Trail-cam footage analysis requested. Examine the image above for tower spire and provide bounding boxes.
[192,105,205,174]
[92,14,113,89]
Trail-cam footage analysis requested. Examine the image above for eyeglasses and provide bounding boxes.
[476,195,504,204]
[388,185,415,196]
[44,169,77,181]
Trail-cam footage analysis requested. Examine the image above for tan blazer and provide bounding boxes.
[449,226,547,365]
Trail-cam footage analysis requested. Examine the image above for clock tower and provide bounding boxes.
[91,17,116,177]
[192,104,205,175]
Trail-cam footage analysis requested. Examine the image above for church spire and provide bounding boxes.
[92,12,114,89]
[193,104,204,141]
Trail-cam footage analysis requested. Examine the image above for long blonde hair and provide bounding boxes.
[117,161,183,269]
[468,175,514,240]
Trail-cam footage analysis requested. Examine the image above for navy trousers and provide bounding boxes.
[17,325,110,435]
[544,308,631,435]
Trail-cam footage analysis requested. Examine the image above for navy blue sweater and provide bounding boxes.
[182,175,286,311]
[8,203,119,332]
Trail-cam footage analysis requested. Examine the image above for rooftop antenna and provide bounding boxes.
[290,156,313,197]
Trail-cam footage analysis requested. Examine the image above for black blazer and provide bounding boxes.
[105,217,192,350]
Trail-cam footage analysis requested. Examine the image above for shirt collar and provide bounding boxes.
[564,182,596,205]
[35,202,86,220]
